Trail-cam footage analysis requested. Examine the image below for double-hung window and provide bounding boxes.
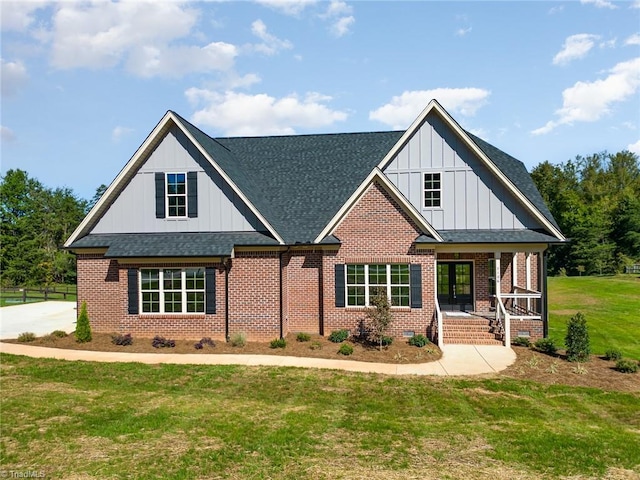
[346,264,410,307]
[424,172,441,208]
[166,173,187,217]
[140,268,205,313]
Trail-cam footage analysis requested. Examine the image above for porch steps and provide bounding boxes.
[442,314,502,345]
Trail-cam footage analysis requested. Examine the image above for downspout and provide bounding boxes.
[225,259,230,342]
[543,249,549,338]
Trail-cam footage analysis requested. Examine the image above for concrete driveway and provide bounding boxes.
[0,301,77,340]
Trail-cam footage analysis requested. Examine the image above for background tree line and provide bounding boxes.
[1,150,638,286]
[0,169,105,286]
[531,150,640,276]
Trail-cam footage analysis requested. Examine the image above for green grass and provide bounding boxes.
[0,354,638,479]
[0,284,76,307]
[548,274,640,359]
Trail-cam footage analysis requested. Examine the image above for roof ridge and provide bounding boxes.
[169,110,232,152]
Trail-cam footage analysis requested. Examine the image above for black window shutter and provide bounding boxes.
[127,268,139,314]
[410,264,422,309]
[155,172,165,218]
[205,267,216,314]
[335,264,345,307]
[187,171,198,218]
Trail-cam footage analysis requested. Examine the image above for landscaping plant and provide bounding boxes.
[328,329,349,343]
[565,312,590,362]
[364,290,393,351]
[408,334,429,347]
[338,343,354,355]
[75,301,92,343]
[534,337,558,355]
[17,332,36,343]
[270,338,287,349]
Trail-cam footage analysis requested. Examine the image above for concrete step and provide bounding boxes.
[444,338,503,345]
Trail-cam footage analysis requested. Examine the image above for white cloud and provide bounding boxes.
[532,57,640,135]
[628,139,640,154]
[255,0,316,16]
[625,33,640,46]
[553,34,600,65]
[580,0,618,9]
[0,1,49,32]
[632,0,640,8]
[112,126,134,142]
[455,26,472,37]
[249,19,293,55]
[320,1,354,38]
[369,88,491,129]
[46,1,236,77]
[186,89,348,136]
[0,125,17,143]
[548,5,565,14]
[1,58,29,98]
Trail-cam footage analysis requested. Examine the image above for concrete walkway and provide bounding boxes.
[0,302,516,376]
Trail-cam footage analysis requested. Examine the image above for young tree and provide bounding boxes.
[364,290,393,351]
[565,312,590,362]
[75,302,92,343]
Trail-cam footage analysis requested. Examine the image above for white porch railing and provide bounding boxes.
[435,299,443,348]
[495,286,542,348]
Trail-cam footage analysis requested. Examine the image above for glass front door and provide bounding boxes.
[437,262,473,311]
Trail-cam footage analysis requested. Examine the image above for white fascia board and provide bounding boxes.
[171,114,285,244]
[377,100,566,242]
[313,167,443,243]
[65,111,285,247]
[65,111,175,247]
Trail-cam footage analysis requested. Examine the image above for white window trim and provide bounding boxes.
[166,172,188,218]
[139,268,205,314]
[423,172,442,209]
[345,264,410,308]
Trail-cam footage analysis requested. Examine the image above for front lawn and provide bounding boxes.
[548,274,640,358]
[1,354,638,479]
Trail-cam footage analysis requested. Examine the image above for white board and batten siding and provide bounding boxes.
[384,112,541,231]
[92,128,264,234]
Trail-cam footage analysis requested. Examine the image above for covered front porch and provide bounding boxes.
[430,245,547,348]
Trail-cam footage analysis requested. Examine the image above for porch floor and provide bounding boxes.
[441,311,502,345]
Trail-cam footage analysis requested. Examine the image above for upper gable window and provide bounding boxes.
[424,173,441,208]
[166,173,187,217]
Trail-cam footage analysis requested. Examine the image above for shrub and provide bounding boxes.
[230,332,246,347]
[534,337,558,355]
[200,337,215,347]
[152,336,175,348]
[328,329,349,343]
[615,359,638,374]
[270,338,287,349]
[381,335,393,347]
[309,341,322,350]
[51,330,68,338]
[194,342,203,350]
[565,312,590,362]
[75,301,92,343]
[604,348,623,361]
[408,334,429,348]
[111,333,133,346]
[17,332,36,343]
[364,290,393,351]
[338,343,354,356]
[512,336,531,347]
[296,332,311,342]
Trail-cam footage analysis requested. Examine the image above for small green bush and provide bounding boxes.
[338,343,354,356]
[17,332,36,343]
[111,333,133,346]
[534,337,558,355]
[512,336,531,347]
[328,329,349,343]
[604,348,623,361]
[381,335,393,346]
[565,312,590,362]
[615,359,638,374]
[408,334,429,347]
[230,331,247,347]
[270,338,287,349]
[296,332,311,342]
[75,301,92,343]
[51,330,68,338]
[309,341,322,350]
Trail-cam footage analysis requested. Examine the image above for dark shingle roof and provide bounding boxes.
[436,230,562,244]
[465,132,560,230]
[69,232,278,257]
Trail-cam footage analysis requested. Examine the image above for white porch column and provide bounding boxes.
[512,252,518,287]
[526,252,532,311]
[495,252,510,347]
[435,251,443,348]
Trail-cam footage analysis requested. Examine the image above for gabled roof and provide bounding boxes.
[66,100,564,252]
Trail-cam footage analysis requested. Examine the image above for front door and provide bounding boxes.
[437,262,473,311]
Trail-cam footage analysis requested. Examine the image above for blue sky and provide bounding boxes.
[2,0,639,201]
